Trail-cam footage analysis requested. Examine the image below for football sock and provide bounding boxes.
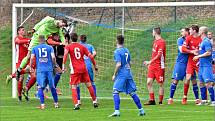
[77,85,80,100]
[71,88,78,105]
[50,87,58,103]
[183,83,189,97]
[38,88,45,104]
[26,76,36,91]
[113,91,120,110]
[159,95,164,102]
[149,93,155,101]
[54,73,61,87]
[92,82,97,97]
[192,83,199,99]
[200,86,207,100]
[130,93,142,109]
[170,83,177,98]
[17,80,23,96]
[20,57,28,69]
[87,86,96,101]
[208,86,215,102]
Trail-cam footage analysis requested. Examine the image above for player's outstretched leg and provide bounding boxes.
[85,82,98,108]
[76,85,81,105]
[130,92,145,116]
[168,80,178,104]
[109,90,120,117]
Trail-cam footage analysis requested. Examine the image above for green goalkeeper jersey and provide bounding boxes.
[31,16,65,45]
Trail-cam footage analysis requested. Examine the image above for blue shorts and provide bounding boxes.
[113,75,136,94]
[198,66,214,83]
[37,71,54,88]
[87,66,94,82]
[172,63,187,81]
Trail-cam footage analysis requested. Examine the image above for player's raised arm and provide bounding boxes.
[83,46,97,70]
[33,16,54,32]
[59,29,65,43]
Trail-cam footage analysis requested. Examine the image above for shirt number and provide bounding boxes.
[38,48,47,57]
[125,53,128,62]
[74,47,81,59]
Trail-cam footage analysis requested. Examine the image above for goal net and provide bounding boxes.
[12,2,215,100]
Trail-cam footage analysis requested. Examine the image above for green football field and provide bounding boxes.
[0,17,215,121]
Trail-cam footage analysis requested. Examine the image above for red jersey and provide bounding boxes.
[15,36,30,63]
[65,43,91,74]
[183,35,202,64]
[149,38,166,69]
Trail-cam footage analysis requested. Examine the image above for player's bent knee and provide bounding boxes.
[113,90,119,95]
[71,85,77,89]
[85,82,92,87]
[129,91,136,97]
[199,82,205,87]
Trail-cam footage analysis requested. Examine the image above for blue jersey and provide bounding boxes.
[175,37,188,64]
[80,41,95,68]
[32,44,54,72]
[199,37,212,67]
[212,50,215,61]
[114,47,132,77]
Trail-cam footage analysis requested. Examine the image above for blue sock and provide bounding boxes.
[113,91,120,110]
[54,73,61,87]
[208,86,215,102]
[200,86,207,100]
[50,87,58,103]
[77,85,80,100]
[169,83,177,98]
[130,93,142,109]
[92,82,97,97]
[192,84,199,99]
[38,88,44,104]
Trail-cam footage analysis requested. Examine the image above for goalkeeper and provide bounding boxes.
[16,16,67,78]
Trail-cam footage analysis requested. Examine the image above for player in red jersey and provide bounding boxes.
[5,26,31,101]
[144,27,166,105]
[62,33,98,110]
[181,25,202,105]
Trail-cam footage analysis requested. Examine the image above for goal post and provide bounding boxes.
[12,1,215,98]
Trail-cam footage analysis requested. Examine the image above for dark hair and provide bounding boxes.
[191,25,199,33]
[184,27,190,35]
[61,19,68,27]
[17,26,24,33]
[153,27,161,35]
[64,33,70,41]
[80,34,87,43]
[117,35,124,45]
[70,33,78,42]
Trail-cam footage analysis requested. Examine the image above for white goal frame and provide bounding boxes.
[12,1,215,98]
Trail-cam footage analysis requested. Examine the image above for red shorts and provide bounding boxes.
[147,66,165,83]
[186,62,198,75]
[70,71,91,85]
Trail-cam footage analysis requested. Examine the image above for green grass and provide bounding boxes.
[1,17,215,121]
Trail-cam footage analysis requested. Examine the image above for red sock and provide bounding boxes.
[17,80,23,96]
[26,76,36,91]
[12,73,16,78]
[71,88,78,105]
[159,95,164,102]
[20,69,26,74]
[149,93,155,101]
[184,84,189,97]
[87,86,96,101]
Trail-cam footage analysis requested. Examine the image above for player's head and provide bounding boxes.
[152,27,161,37]
[17,26,25,36]
[189,25,199,35]
[116,35,124,45]
[58,19,68,28]
[64,33,70,42]
[181,28,189,37]
[80,34,87,43]
[199,26,208,36]
[208,31,213,40]
[39,35,46,43]
[52,33,59,41]
[70,33,78,42]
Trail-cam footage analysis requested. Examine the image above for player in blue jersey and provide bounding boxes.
[193,26,215,106]
[30,35,59,109]
[168,28,200,104]
[76,35,97,105]
[212,39,215,82]
[109,35,145,117]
